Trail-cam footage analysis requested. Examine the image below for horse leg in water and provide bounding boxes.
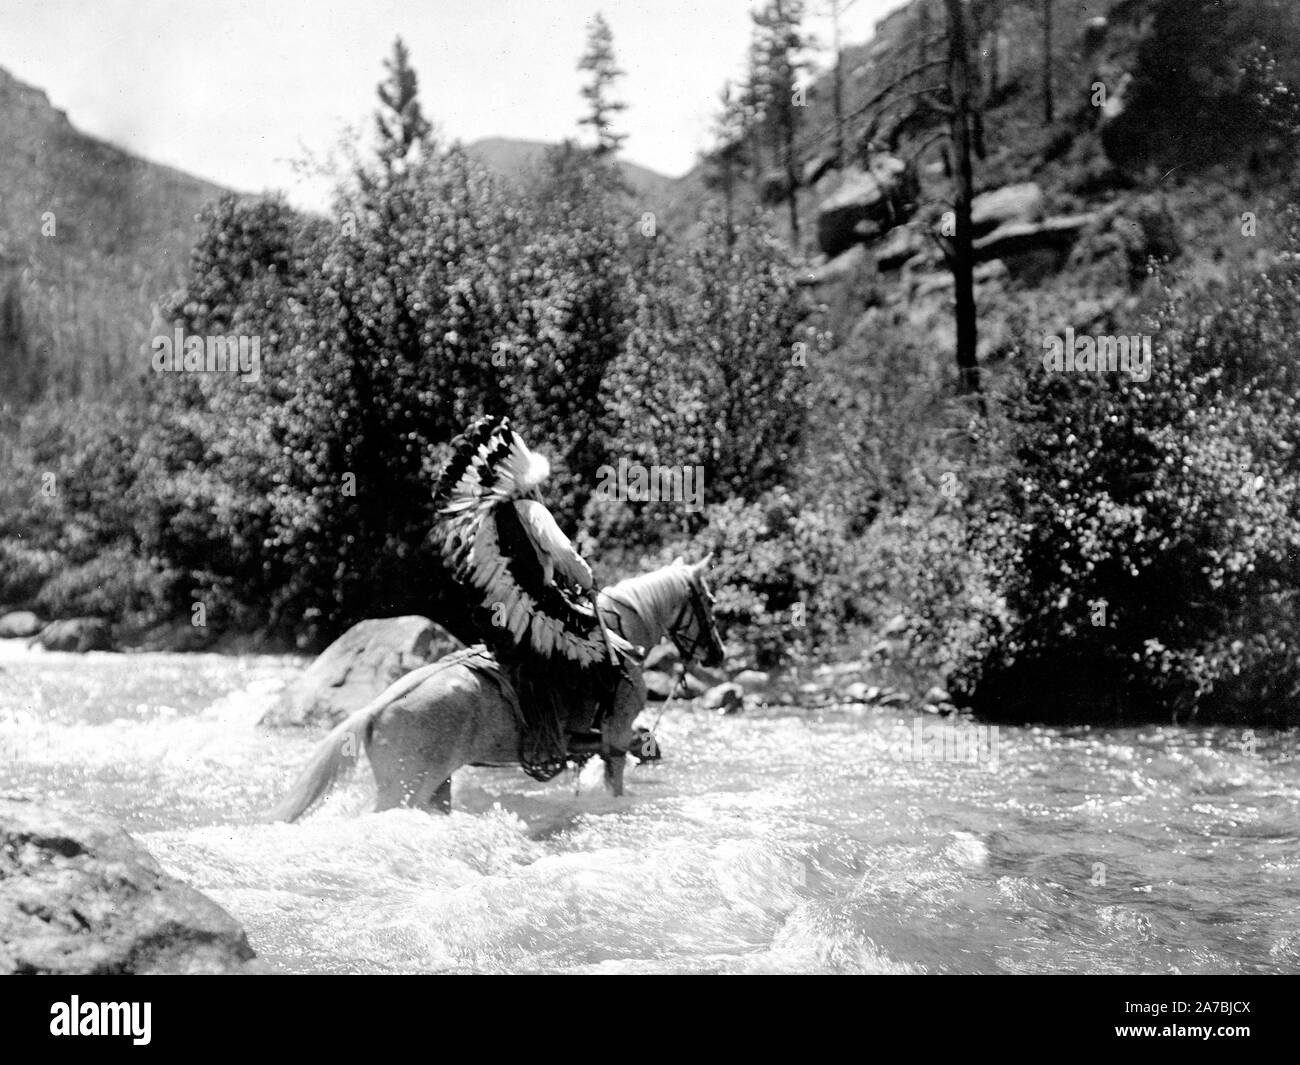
[367,662,522,813]
[601,669,647,797]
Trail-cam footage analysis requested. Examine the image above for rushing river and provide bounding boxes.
[2,643,1298,974]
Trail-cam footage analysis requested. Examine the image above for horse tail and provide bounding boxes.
[266,667,437,823]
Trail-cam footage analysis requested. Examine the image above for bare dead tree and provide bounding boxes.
[829,0,849,170]
[943,0,979,396]
[834,0,982,396]
[1042,0,1055,124]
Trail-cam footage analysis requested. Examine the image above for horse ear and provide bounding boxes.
[671,555,685,566]
[694,552,714,571]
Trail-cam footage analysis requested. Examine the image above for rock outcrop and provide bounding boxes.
[971,182,1045,237]
[816,155,916,257]
[0,795,256,974]
[260,615,459,728]
[974,214,1096,278]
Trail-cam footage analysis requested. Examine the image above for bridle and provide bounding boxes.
[667,578,720,666]
[598,575,720,666]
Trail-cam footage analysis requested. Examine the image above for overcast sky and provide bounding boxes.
[4,0,904,207]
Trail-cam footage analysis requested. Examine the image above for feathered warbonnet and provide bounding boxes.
[431,415,630,670]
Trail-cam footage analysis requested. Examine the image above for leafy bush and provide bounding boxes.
[656,487,862,668]
[951,254,1300,724]
[603,209,818,518]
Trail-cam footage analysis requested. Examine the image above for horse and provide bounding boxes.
[269,555,725,821]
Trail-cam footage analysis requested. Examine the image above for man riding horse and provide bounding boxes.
[427,415,637,779]
[269,420,724,819]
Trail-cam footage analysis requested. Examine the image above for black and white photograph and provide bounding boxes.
[0,0,1297,1029]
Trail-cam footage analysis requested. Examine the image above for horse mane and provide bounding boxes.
[602,564,694,630]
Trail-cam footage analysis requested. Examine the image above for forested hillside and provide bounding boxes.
[3,0,1300,725]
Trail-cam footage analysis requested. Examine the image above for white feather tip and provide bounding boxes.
[509,434,551,493]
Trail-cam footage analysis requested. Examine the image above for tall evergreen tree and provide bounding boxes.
[577,13,628,157]
[375,37,432,176]
[705,81,748,246]
[751,0,810,243]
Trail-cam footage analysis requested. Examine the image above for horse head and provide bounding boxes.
[670,553,726,669]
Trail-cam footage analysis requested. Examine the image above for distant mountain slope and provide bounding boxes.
[464,136,682,206]
[0,65,228,404]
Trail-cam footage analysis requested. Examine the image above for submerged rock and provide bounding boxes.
[28,617,113,652]
[260,615,458,728]
[702,682,745,714]
[732,669,772,695]
[0,795,257,974]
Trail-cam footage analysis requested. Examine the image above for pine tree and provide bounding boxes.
[375,37,431,177]
[750,0,810,243]
[705,81,748,245]
[577,13,628,157]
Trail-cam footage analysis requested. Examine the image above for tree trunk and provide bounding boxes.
[989,0,1002,97]
[1042,0,1054,125]
[918,0,930,71]
[784,121,800,245]
[832,2,846,169]
[943,0,980,396]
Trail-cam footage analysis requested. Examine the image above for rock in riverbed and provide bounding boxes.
[28,617,113,652]
[702,682,745,714]
[0,795,257,974]
[260,615,459,728]
[732,669,772,695]
[0,611,43,639]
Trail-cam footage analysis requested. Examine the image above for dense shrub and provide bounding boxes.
[0,131,817,647]
[643,487,861,668]
[1103,0,1300,170]
[950,254,1300,724]
[0,398,182,625]
[603,209,818,522]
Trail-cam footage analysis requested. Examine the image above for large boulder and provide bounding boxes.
[797,244,869,287]
[974,214,1096,279]
[702,682,745,715]
[0,611,42,638]
[260,615,459,728]
[875,224,928,272]
[0,795,257,974]
[816,155,916,257]
[732,669,772,695]
[28,618,113,652]
[971,182,1044,239]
